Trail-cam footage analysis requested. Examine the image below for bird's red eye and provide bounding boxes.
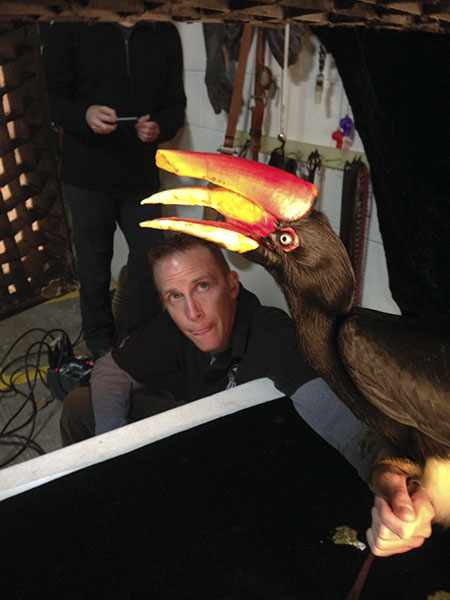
[278,228,299,252]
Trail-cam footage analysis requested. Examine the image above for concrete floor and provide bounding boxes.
[0,291,87,468]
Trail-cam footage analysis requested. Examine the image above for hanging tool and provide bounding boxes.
[314,44,327,104]
[305,149,322,185]
[269,24,296,174]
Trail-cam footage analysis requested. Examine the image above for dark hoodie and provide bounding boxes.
[43,21,186,194]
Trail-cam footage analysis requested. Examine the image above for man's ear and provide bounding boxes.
[227,271,240,299]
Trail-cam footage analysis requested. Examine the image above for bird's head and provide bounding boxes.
[141,150,355,317]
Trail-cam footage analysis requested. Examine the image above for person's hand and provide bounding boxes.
[367,465,434,556]
[135,114,160,142]
[86,105,117,134]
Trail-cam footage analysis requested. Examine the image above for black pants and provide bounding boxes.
[65,184,164,352]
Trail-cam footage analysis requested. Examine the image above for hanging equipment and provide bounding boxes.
[305,150,322,185]
[269,24,296,173]
[220,24,253,155]
[314,44,327,104]
[205,25,253,221]
[249,28,267,161]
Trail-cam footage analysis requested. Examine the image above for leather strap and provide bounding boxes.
[250,28,266,161]
[220,24,253,154]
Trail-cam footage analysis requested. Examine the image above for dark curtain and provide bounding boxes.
[315,28,450,321]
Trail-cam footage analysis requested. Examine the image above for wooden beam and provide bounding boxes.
[0,0,448,31]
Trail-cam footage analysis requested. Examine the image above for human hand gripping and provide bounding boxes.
[85,105,117,134]
[367,464,434,556]
[135,114,160,142]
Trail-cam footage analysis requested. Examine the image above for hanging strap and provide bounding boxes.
[219,24,253,155]
[206,25,253,220]
[268,24,291,171]
[279,23,290,142]
[249,28,266,161]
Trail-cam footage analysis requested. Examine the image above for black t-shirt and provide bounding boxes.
[113,286,317,401]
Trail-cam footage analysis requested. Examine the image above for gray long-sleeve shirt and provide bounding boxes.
[91,353,385,482]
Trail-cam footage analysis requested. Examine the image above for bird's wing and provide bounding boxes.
[338,310,450,448]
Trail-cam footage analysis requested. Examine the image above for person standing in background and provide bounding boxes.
[43,20,186,359]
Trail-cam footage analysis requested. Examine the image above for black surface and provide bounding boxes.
[1,398,449,599]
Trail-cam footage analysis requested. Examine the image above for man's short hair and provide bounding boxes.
[148,233,230,277]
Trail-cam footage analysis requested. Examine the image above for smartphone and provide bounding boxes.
[116,116,139,122]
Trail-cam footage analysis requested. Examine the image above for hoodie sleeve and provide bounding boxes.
[291,378,387,482]
[90,352,145,435]
[150,25,186,143]
[42,22,93,137]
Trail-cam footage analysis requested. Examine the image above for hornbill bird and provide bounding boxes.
[141,150,450,526]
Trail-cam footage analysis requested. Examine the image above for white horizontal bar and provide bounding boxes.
[0,378,283,501]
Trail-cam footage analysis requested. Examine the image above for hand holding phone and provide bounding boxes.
[86,105,117,134]
[135,114,160,143]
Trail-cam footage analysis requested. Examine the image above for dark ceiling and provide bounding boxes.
[0,0,449,32]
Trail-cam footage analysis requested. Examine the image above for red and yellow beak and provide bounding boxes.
[141,150,318,253]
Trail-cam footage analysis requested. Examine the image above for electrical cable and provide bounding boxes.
[0,326,82,468]
[0,435,44,454]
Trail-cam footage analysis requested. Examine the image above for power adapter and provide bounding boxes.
[47,355,94,400]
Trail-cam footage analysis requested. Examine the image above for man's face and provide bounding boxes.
[153,245,240,353]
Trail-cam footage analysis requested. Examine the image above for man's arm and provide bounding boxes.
[367,452,434,556]
[85,105,117,135]
[135,115,160,143]
[147,25,186,143]
[90,352,145,435]
[291,379,435,555]
[291,377,387,481]
[42,23,92,136]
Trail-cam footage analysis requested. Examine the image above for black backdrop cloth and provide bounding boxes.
[1,398,449,599]
[315,28,450,322]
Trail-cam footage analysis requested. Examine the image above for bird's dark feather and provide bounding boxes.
[249,211,450,463]
[339,310,450,451]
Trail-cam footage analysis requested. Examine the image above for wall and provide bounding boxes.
[112,23,400,316]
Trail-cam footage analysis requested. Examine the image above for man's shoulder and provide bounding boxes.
[112,308,183,367]
[144,22,181,39]
[236,286,295,349]
[44,21,77,40]
[153,22,179,32]
[239,285,292,324]
[250,304,294,338]
[137,307,181,336]
[46,21,111,44]
[118,308,180,349]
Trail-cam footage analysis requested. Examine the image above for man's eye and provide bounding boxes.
[169,293,180,301]
[198,282,209,290]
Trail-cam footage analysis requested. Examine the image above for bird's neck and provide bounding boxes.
[284,284,348,389]
[281,280,411,447]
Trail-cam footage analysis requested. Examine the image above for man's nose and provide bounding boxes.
[184,296,202,320]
